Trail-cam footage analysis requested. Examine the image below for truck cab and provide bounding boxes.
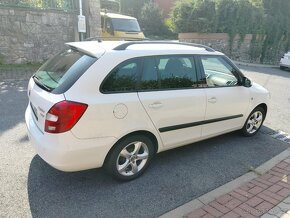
[101,12,145,40]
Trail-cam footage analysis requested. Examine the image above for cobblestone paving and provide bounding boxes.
[187,157,290,218]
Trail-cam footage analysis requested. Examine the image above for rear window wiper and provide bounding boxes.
[33,75,53,92]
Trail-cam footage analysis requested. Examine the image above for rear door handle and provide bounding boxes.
[149,102,163,109]
[208,97,217,103]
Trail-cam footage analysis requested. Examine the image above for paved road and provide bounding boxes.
[0,66,290,218]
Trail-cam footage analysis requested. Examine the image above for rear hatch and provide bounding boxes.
[28,47,98,133]
[28,80,65,132]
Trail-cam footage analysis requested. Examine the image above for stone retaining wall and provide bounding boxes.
[0,1,101,65]
[179,33,281,64]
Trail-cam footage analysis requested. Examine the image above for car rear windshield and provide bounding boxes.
[33,49,97,94]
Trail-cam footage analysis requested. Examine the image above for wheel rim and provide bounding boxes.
[246,111,263,134]
[116,141,149,176]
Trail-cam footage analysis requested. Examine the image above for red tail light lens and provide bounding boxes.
[45,101,88,133]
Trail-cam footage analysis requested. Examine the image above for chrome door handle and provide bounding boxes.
[208,97,217,103]
[149,102,163,109]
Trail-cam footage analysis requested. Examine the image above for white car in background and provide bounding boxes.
[25,40,270,181]
[280,51,290,70]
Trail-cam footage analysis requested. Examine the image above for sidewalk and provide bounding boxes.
[160,148,290,218]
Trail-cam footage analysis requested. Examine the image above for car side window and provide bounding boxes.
[139,57,159,90]
[200,56,239,87]
[156,56,198,89]
[101,58,140,93]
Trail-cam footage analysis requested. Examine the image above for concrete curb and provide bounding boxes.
[233,61,278,68]
[159,148,290,218]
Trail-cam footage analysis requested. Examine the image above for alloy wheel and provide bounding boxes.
[246,111,263,134]
[116,141,149,176]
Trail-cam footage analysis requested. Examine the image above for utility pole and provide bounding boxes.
[78,0,86,41]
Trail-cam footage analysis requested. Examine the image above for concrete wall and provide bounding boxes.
[179,32,282,64]
[0,0,101,64]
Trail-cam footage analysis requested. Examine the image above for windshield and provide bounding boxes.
[111,18,141,32]
[34,49,96,94]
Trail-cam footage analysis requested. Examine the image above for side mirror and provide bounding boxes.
[243,77,252,87]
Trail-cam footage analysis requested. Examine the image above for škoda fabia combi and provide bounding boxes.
[25,41,269,181]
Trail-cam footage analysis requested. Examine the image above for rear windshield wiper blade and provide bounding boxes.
[33,75,53,92]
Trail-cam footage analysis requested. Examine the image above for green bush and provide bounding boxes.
[169,0,290,63]
[171,0,216,33]
[140,1,172,38]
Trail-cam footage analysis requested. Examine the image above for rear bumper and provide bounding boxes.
[25,106,117,172]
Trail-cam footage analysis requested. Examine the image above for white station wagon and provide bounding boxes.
[25,41,270,180]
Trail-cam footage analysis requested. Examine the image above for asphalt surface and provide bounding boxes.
[0,66,290,218]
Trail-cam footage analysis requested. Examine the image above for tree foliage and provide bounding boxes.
[260,0,290,62]
[140,1,169,37]
[119,0,174,38]
[120,0,150,20]
[170,0,290,63]
[171,0,216,33]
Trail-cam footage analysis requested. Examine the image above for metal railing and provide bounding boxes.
[0,0,78,12]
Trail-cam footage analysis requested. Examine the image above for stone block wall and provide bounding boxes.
[0,7,77,64]
[0,0,101,64]
[179,32,282,64]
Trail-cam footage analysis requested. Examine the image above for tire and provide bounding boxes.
[104,134,155,181]
[241,107,265,137]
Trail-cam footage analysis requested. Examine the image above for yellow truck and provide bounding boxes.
[101,12,145,40]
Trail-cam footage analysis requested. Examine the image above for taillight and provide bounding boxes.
[45,101,88,134]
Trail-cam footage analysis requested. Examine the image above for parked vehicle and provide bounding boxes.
[101,12,145,40]
[280,51,290,70]
[25,41,270,181]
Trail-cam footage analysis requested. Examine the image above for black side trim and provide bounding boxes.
[159,114,243,133]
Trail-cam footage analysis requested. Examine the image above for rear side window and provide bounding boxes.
[139,57,159,90]
[33,49,96,94]
[101,58,140,93]
[101,55,199,93]
[156,56,198,89]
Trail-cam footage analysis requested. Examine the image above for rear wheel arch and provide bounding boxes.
[104,130,159,163]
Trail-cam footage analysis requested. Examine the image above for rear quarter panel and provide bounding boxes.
[64,52,164,152]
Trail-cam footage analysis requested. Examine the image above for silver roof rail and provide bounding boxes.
[113,41,215,52]
[85,36,148,42]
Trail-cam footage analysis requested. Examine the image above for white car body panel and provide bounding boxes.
[27,78,65,133]
[26,105,118,171]
[138,89,206,148]
[202,86,250,137]
[25,41,270,172]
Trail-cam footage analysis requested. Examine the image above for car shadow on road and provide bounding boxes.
[0,80,28,137]
[27,127,289,218]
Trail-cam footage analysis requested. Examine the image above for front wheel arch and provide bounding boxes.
[242,106,266,136]
[256,103,267,117]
